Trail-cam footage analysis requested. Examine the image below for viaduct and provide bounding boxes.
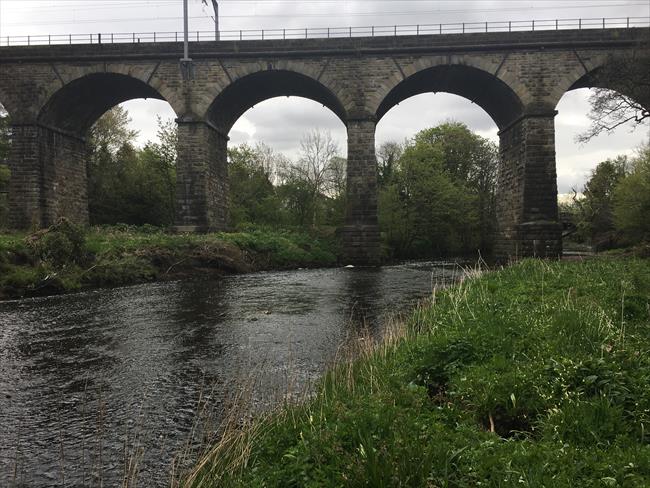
[0,26,648,264]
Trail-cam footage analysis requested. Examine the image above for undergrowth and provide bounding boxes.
[185,258,650,487]
[0,221,338,298]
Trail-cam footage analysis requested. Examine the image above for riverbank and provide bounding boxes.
[186,257,650,487]
[0,221,338,299]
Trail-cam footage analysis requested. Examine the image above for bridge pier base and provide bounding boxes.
[496,113,562,260]
[342,118,381,266]
[174,120,229,233]
[7,124,88,229]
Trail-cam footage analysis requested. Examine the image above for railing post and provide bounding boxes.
[350,26,352,37]
[627,17,630,28]
[579,19,582,29]
[197,31,199,41]
[509,21,512,32]
[416,25,419,35]
[556,19,558,30]
[133,32,136,43]
[112,33,114,43]
[154,32,156,42]
[240,30,242,40]
[602,18,605,29]
[485,21,488,32]
[98,33,102,44]
[262,29,264,40]
[394,25,397,36]
[439,24,442,34]
[48,34,51,45]
[372,26,375,36]
[69,34,72,44]
[305,28,308,39]
[532,20,535,31]
[284,28,286,40]
[28,35,30,46]
[462,22,465,33]
[327,27,330,38]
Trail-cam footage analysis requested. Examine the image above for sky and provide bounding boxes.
[1,0,648,194]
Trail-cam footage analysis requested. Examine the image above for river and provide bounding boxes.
[0,262,466,487]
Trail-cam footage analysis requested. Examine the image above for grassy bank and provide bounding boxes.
[0,221,338,299]
[186,258,650,487]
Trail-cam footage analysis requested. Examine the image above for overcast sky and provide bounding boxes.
[1,0,648,194]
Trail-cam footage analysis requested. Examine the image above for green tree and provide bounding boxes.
[575,156,629,247]
[228,143,282,227]
[379,128,480,258]
[377,141,403,186]
[378,123,496,259]
[87,107,177,226]
[613,144,650,244]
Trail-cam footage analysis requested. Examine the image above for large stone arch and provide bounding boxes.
[547,50,650,112]
[375,63,524,129]
[205,68,348,133]
[8,71,179,229]
[38,72,173,136]
[374,62,562,259]
[174,67,350,236]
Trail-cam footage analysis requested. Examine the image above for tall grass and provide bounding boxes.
[183,258,650,487]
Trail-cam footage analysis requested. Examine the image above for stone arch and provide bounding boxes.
[375,64,524,130]
[38,72,177,136]
[549,51,650,113]
[205,69,348,133]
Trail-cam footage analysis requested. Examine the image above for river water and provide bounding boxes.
[0,262,466,487]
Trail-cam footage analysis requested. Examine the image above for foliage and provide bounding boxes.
[187,258,650,487]
[26,218,86,267]
[378,122,497,259]
[613,144,650,244]
[0,225,338,299]
[228,135,346,230]
[87,107,176,226]
[228,143,285,227]
[573,156,629,248]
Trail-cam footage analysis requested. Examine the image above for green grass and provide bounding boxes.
[0,223,338,299]
[186,258,650,487]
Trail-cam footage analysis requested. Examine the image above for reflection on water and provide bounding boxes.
[0,262,465,486]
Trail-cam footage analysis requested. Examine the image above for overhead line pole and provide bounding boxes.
[212,0,219,41]
[181,0,191,61]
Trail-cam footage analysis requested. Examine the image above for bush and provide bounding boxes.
[26,218,86,267]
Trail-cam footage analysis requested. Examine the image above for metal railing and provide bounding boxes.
[1,17,648,47]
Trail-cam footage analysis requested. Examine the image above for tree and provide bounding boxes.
[87,107,177,226]
[574,156,629,247]
[228,143,282,227]
[613,143,650,244]
[281,130,341,227]
[378,125,483,258]
[88,105,138,154]
[377,141,403,186]
[579,55,650,142]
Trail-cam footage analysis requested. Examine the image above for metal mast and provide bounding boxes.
[181,0,191,62]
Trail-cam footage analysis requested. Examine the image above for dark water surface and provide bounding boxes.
[0,262,465,486]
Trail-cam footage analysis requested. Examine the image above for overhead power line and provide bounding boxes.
[3,3,647,27]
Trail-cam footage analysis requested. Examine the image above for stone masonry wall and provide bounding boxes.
[8,124,87,229]
[174,121,229,232]
[342,119,381,265]
[496,115,562,259]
